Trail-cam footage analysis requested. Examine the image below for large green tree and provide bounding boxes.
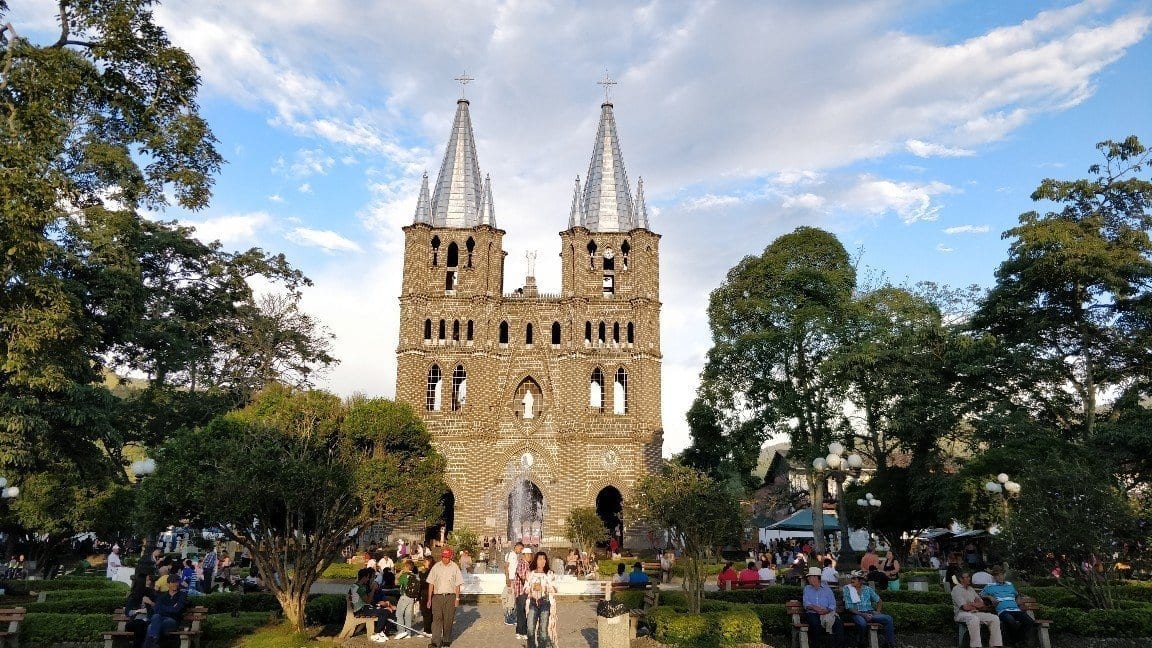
[632,463,744,614]
[698,226,856,552]
[0,1,334,565]
[138,386,448,630]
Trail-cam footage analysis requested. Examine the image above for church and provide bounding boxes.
[394,92,663,547]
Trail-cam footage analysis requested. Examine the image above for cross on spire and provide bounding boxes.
[454,71,475,98]
[597,69,617,103]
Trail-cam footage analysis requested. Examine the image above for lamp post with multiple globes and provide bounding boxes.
[812,442,865,558]
[985,473,1021,519]
[0,476,18,500]
[129,458,157,554]
[856,492,882,546]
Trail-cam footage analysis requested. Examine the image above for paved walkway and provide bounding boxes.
[342,601,600,648]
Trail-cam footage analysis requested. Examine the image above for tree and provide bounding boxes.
[565,507,607,554]
[0,2,335,561]
[997,443,1139,610]
[137,386,448,630]
[698,227,856,552]
[632,463,744,614]
[972,137,1152,443]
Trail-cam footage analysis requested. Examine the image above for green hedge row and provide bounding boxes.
[705,586,948,606]
[23,591,282,615]
[646,606,761,646]
[0,578,126,594]
[21,611,275,644]
[305,594,345,625]
[320,562,360,580]
[596,558,727,578]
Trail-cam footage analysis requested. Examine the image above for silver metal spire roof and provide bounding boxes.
[581,102,634,232]
[568,176,582,229]
[634,176,649,229]
[479,174,496,227]
[430,99,484,227]
[413,172,432,224]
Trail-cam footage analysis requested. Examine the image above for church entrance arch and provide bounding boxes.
[596,486,624,548]
[508,480,544,545]
[426,489,455,544]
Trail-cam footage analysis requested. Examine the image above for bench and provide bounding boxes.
[338,592,373,639]
[103,606,207,648]
[0,607,26,648]
[641,561,662,579]
[786,600,881,648]
[1018,596,1052,648]
[723,578,777,590]
[602,582,658,639]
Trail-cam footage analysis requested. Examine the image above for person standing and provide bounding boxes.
[199,546,217,593]
[952,571,1003,648]
[394,559,420,639]
[525,551,557,648]
[426,548,465,648]
[512,545,532,639]
[843,571,897,648]
[107,544,123,581]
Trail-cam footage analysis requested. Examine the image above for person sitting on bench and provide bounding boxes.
[142,575,186,648]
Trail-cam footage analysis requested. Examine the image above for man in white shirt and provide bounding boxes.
[106,545,122,581]
[952,571,1002,648]
[757,559,777,584]
[820,557,839,587]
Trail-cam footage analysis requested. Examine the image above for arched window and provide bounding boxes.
[499,321,509,344]
[587,240,598,270]
[438,319,446,340]
[612,322,620,343]
[598,321,606,344]
[431,236,441,266]
[451,365,467,411]
[621,240,631,270]
[514,377,543,419]
[466,320,474,341]
[423,319,432,341]
[584,321,592,343]
[447,241,459,267]
[551,322,561,345]
[426,365,442,411]
[613,368,628,415]
[627,322,634,344]
[452,320,460,341]
[525,323,534,345]
[466,237,475,268]
[589,368,604,412]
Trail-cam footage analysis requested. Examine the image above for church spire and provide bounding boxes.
[430,99,484,227]
[581,101,634,232]
[479,173,496,227]
[568,176,582,229]
[634,177,649,230]
[413,172,432,224]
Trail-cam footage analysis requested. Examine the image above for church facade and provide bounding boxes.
[394,96,663,546]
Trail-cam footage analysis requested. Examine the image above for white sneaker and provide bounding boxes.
[515,634,527,640]
[370,632,389,642]
[393,632,409,639]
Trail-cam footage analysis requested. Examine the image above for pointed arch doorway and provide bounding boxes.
[596,485,624,549]
[508,481,544,545]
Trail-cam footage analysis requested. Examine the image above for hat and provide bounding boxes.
[807,567,822,577]
[441,549,453,558]
[849,570,865,580]
[521,547,533,554]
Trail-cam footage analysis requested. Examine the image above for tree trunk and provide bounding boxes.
[685,554,704,614]
[810,478,827,555]
[273,580,312,631]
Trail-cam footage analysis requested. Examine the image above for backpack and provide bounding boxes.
[402,572,421,599]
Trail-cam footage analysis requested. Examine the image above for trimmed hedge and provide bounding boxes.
[22,611,274,644]
[646,606,760,646]
[305,594,345,625]
[705,586,948,606]
[597,558,726,579]
[0,578,126,594]
[24,590,283,616]
[320,562,360,580]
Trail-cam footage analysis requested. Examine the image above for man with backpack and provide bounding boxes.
[394,559,422,639]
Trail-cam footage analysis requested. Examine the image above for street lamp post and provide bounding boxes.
[129,459,157,554]
[0,476,19,500]
[855,493,882,546]
[812,442,864,559]
[984,473,1021,520]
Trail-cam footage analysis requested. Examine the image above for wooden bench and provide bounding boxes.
[723,578,777,590]
[1018,596,1052,648]
[337,591,373,639]
[103,606,207,648]
[641,561,662,579]
[0,607,26,648]
[601,581,659,639]
[786,600,881,648]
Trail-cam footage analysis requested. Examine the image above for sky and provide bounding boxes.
[11,0,1152,455]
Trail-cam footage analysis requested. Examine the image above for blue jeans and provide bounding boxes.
[515,593,528,635]
[804,611,845,648]
[851,612,895,647]
[142,615,178,648]
[526,597,551,648]
[396,595,416,633]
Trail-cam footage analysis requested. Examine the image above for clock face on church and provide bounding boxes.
[602,449,620,471]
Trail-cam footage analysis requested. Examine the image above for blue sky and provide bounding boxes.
[12,0,1152,454]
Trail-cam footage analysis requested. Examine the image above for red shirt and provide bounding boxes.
[738,568,760,585]
[717,568,739,590]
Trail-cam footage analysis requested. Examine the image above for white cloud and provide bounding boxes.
[274,148,335,178]
[936,243,955,253]
[943,224,990,234]
[906,139,974,158]
[286,227,363,253]
[268,194,284,203]
[681,194,745,211]
[297,183,312,194]
[182,211,273,245]
[840,177,956,224]
[782,193,826,210]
